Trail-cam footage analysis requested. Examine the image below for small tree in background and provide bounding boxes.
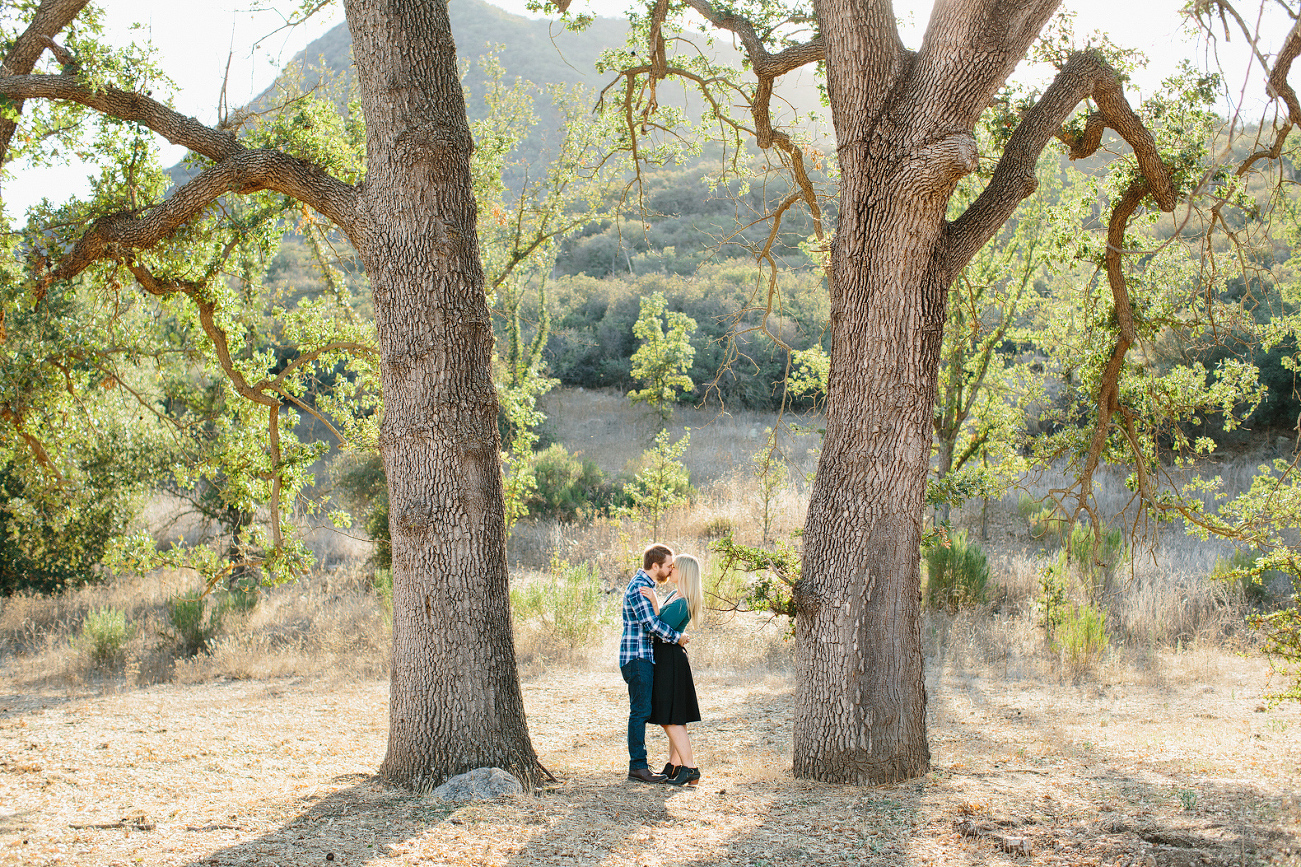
[623,428,692,539]
[629,292,697,425]
[753,428,788,547]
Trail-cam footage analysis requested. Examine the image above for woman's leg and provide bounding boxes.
[663,724,694,767]
[660,725,682,766]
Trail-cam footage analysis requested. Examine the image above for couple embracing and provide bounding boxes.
[619,543,703,786]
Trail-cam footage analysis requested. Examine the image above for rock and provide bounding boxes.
[431,767,523,803]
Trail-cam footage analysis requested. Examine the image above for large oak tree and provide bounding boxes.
[1,0,541,791]
[587,0,1300,783]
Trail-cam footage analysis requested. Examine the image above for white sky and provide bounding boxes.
[0,0,1287,218]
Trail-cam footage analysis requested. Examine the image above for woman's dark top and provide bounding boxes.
[648,592,701,725]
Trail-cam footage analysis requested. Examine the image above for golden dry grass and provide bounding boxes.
[1,632,1298,866]
[2,387,1299,864]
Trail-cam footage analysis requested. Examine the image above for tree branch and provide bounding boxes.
[126,262,278,410]
[945,50,1175,277]
[0,0,90,163]
[0,74,359,234]
[0,73,240,163]
[1068,177,1160,526]
[680,0,824,78]
[1267,15,1301,127]
[34,149,357,299]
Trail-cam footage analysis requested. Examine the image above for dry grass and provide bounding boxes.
[0,564,390,690]
[1,630,1297,866]
[2,386,1299,864]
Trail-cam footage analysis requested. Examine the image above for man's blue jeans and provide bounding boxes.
[620,659,654,770]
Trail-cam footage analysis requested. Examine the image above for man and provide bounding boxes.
[620,543,689,783]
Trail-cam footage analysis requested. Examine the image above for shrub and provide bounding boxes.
[79,606,131,669]
[698,515,736,540]
[529,443,621,521]
[1018,494,1067,546]
[165,592,224,657]
[622,429,693,538]
[1065,523,1124,570]
[1063,523,1125,602]
[510,556,613,650]
[1052,600,1109,667]
[923,530,990,611]
[1213,548,1285,609]
[223,582,261,615]
[0,457,140,595]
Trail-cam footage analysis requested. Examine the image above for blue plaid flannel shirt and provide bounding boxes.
[619,569,682,667]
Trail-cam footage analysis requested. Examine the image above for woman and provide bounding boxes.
[640,553,703,786]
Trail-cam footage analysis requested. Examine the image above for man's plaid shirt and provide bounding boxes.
[619,569,682,667]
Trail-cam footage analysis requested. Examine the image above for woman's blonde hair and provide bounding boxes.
[674,554,703,626]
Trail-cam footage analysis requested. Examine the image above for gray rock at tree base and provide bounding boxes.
[431,767,523,803]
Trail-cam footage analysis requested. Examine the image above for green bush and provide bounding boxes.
[1065,523,1124,570]
[79,606,131,669]
[510,556,613,649]
[923,530,990,611]
[1052,600,1109,666]
[528,444,622,521]
[0,455,143,595]
[222,581,261,614]
[1213,548,1285,609]
[1063,523,1125,601]
[165,592,224,657]
[1018,494,1068,546]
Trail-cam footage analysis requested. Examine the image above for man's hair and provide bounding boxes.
[643,544,674,571]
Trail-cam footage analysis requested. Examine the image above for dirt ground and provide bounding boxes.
[1,652,1298,867]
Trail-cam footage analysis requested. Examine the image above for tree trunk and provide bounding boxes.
[794,147,949,783]
[345,0,540,791]
[794,0,1003,784]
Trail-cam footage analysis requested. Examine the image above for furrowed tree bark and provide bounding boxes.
[344,0,542,790]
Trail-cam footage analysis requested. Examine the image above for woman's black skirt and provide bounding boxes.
[648,638,701,725]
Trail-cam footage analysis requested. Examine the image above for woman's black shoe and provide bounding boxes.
[660,763,679,778]
[667,766,700,786]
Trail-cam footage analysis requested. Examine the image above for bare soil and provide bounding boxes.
[1,654,1298,867]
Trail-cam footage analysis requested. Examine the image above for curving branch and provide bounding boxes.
[627,3,826,246]
[0,73,240,164]
[1073,178,1151,516]
[0,0,90,163]
[31,149,358,301]
[675,0,823,150]
[0,406,63,480]
[1197,1,1301,127]
[0,74,359,235]
[945,50,1176,277]
[1268,16,1301,126]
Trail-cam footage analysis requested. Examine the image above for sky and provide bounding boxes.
[0,0,1287,218]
